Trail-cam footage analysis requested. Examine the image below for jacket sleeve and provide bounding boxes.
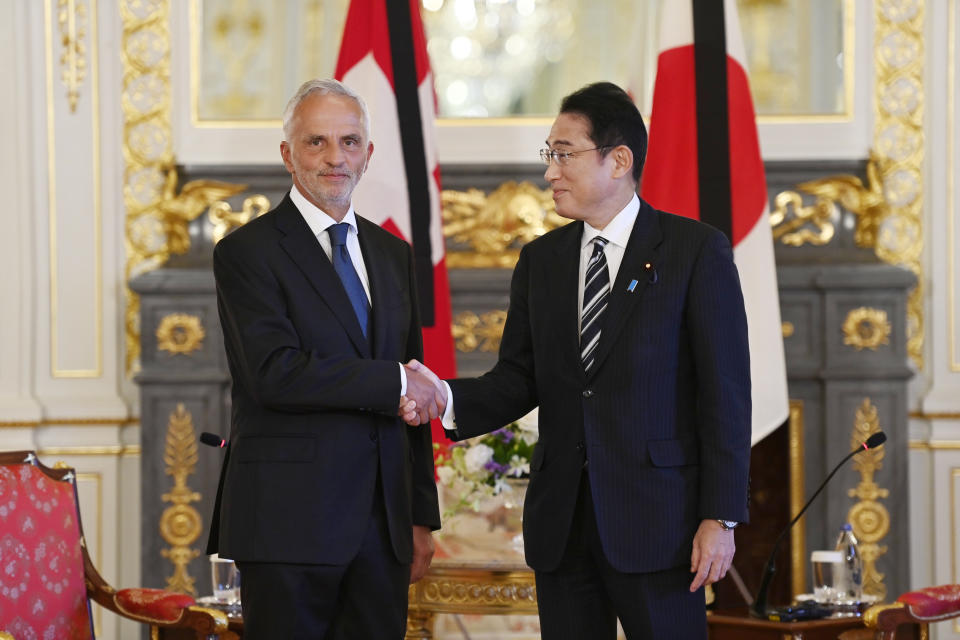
[686,229,752,523]
[401,243,442,530]
[446,245,539,441]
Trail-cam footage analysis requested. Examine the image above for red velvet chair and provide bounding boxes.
[839,584,960,640]
[0,451,228,639]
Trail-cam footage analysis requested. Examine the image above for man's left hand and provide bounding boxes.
[689,519,735,591]
[410,525,435,583]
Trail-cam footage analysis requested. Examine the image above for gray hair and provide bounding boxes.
[282,78,371,142]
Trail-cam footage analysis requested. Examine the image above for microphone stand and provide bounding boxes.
[751,434,885,618]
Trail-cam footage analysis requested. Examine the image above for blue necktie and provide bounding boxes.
[327,223,370,337]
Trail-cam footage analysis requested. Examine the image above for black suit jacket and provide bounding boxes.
[447,198,751,574]
[209,193,440,565]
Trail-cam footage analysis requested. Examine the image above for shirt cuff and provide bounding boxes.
[440,381,455,429]
[399,363,407,397]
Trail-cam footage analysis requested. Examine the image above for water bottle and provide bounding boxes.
[834,523,863,602]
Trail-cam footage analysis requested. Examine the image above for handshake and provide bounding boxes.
[398,359,446,426]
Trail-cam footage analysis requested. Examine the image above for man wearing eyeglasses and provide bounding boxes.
[410,81,751,638]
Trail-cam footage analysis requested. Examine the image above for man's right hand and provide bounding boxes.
[403,360,446,425]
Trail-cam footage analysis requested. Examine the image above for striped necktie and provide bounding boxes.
[327,223,370,337]
[580,236,610,372]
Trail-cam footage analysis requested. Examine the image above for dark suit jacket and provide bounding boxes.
[447,198,751,574]
[208,193,440,566]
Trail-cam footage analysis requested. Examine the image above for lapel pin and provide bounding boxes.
[627,279,638,292]
[643,262,658,284]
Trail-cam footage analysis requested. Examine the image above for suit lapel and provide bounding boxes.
[356,216,398,360]
[275,197,371,357]
[549,222,588,384]
[587,200,662,379]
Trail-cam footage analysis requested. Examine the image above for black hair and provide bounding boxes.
[559,82,647,183]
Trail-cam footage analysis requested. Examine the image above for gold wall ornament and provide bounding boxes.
[208,194,271,244]
[443,182,567,268]
[58,0,88,112]
[156,313,206,355]
[452,311,508,354]
[793,155,891,250]
[154,172,248,256]
[159,403,203,594]
[769,190,836,246]
[842,307,892,351]
[781,321,795,338]
[874,0,925,368]
[847,398,890,600]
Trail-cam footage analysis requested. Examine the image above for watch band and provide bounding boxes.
[717,519,739,530]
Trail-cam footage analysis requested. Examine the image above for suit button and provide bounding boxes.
[576,441,585,451]
[582,389,594,398]
[369,431,378,442]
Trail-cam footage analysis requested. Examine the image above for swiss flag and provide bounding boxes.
[335,0,457,447]
[641,0,788,445]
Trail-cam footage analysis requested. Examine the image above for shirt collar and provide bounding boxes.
[581,193,640,250]
[290,183,359,237]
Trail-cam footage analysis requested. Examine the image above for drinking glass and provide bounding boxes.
[210,554,240,604]
[811,550,843,603]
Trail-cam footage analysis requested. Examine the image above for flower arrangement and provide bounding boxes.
[435,409,539,514]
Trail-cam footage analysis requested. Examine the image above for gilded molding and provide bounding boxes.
[842,307,892,351]
[788,400,806,598]
[847,398,890,600]
[159,403,203,594]
[408,565,538,617]
[451,311,508,353]
[443,182,566,268]
[769,190,836,246]
[208,194,271,244]
[874,0,925,368]
[156,313,206,355]
[120,0,247,373]
[58,0,88,112]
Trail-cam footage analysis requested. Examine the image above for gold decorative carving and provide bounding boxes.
[874,1,925,368]
[794,156,891,249]
[451,311,508,354]
[443,182,567,268]
[847,398,890,600]
[408,564,538,617]
[159,403,203,594]
[769,190,836,246]
[156,313,206,355]
[781,321,795,338]
[208,194,271,244]
[842,307,892,351]
[58,0,88,112]
[120,0,249,373]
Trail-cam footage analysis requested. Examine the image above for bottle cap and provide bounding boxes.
[842,523,853,531]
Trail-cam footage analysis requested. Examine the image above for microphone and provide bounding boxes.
[199,432,227,448]
[751,431,886,618]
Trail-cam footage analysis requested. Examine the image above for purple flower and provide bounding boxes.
[492,427,515,443]
[484,460,510,476]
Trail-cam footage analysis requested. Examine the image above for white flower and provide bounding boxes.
[507,455,530,477]
[436,466,456,486]
[463,443,494,474]
[516,408,539,433]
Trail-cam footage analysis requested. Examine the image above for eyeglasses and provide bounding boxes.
[539,146,609,166]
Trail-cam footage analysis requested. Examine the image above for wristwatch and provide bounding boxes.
[717,519,740,530]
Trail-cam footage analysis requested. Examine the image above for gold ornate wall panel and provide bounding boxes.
[847,398,890,600]
[120,0,174,372]
[159,403,202,594]
[874,0,925,368]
